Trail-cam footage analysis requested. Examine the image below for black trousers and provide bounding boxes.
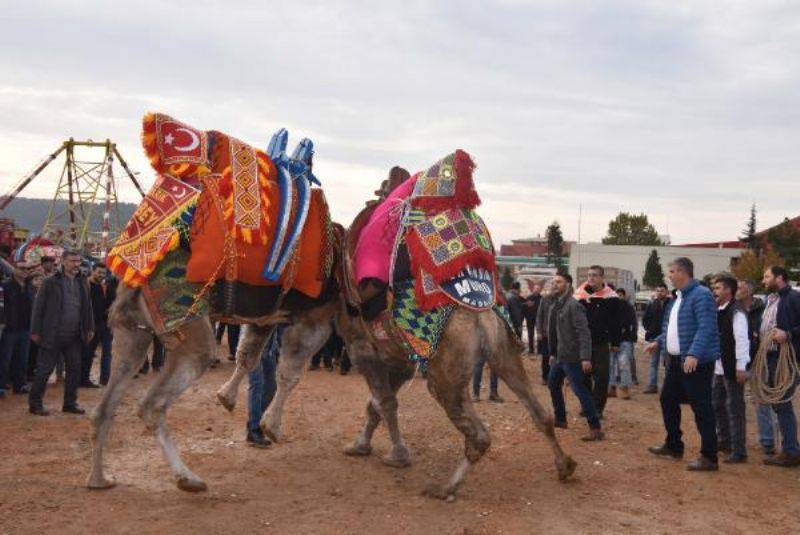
[660,355,718,462]
[582,343,611,414]
[539,337,551,383]
[29,336,82,410]
[525,321,536,353]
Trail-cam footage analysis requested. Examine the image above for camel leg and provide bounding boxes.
[138,319,215,492]
[216,324,271,411]
[422,316,491,500]
[482,313,577,481]
[87,326,152,489]
[261,319,332,442]
[345,353,414,467]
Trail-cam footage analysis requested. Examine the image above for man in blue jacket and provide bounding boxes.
[646,257,720,471]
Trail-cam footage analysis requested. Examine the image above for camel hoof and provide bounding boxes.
[381,453,411,468]
[87,474,117,490]
[343,444,372,457]
[261,424,281,444]
[557,456,578,481]
[422,483,453,501]
[215,391,236,412]
[177,476,207,493]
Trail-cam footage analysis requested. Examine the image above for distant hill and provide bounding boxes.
[0,197,137,234]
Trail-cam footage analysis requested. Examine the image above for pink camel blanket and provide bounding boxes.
[354,176,416,284]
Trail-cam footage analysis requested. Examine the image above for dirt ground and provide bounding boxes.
[1,345,799,535]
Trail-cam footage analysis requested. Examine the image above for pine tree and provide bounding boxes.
[642,249,666,288]
[546,221,564,267]
[741,203,759,251]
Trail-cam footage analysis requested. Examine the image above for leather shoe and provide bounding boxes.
[488,393,504,403]
[14,385,31,394]
[648,444,683,459]
[63,406,86,415]
[581,429,605,442]
[643,386,658,394]
[687,457,718,471]
[763,452,800,467]
[723,454,748,464]
[81,381,100,389]
[30,406,50,416]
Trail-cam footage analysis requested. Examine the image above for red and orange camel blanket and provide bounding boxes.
[108,114,333,325]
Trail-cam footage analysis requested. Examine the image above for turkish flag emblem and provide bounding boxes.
[157,118,207,163]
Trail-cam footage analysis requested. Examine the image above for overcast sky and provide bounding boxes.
[1,1,798,246]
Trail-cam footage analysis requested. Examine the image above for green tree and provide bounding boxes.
[642,249,666,288]
[740,203,759,251]
[767,218,800,278]
[732,247,784,292]
[546,221,564,267]
[500,266,514,291]
[602,212,663,246]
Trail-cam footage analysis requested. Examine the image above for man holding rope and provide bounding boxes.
[758,266,800,468]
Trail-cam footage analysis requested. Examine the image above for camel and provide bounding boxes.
[87,114,341,492]
[244,161,577,500]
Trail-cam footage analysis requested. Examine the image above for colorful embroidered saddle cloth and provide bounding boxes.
[351,150,501,312]
[109,113,334,323]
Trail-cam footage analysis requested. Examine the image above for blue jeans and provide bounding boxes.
[0,329,31,393]
[609,341,633,387]
[648,348,666,389]
[472,354,498,396]
[548,360,601,429]
[247,343,278,433]
[767,352,799,455]
[756,403,776,450]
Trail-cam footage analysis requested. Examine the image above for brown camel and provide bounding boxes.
[251,200,577,500]
[86,285,337,492]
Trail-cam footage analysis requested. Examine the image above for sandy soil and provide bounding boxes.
[1,346,799,535]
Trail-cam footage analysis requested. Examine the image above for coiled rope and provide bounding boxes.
[750,331,800,405]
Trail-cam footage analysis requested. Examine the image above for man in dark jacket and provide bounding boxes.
[642,283,669,393]
[536,290,555,384]
[574,265,623,417]
[760,266,800,467]
[522,282,542,353]
[506,282,524,338]
[547,272,604,441]
[737,279,774,455]
[84,263,116,386]
[28,250,94,415]
[609,288,637,399]
[646,257,720,471]
[0,262,34,396]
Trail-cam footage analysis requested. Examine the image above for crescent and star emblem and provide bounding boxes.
[164,127,201,152]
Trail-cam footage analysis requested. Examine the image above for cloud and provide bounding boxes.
[0,0,798,246]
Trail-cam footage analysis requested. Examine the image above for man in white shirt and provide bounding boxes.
[711,275,750,463]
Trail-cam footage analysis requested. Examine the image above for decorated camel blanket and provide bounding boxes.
[353,149,499,311]
[108,113,334,326]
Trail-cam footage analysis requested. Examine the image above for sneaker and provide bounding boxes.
[246,429,272,449]
[29,406,50,416]
[762,446,776,456]
[14,385,31,394]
